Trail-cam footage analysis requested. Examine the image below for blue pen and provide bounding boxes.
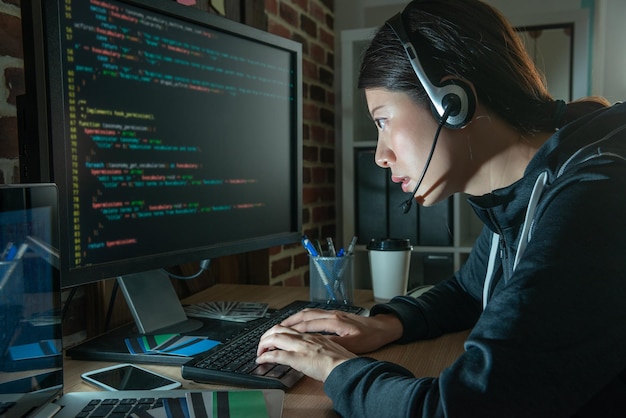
[302,236,338,301]
[301,236,319,257]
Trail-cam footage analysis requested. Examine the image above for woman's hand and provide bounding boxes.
[255,310,403,382]
[278,309,403,354]
[256,325,356,382]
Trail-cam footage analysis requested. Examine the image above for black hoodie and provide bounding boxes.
[325,102,626,417]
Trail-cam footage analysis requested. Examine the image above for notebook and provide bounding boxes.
[0,184,283,418]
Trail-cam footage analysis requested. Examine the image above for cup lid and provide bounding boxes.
[366,238,412,251]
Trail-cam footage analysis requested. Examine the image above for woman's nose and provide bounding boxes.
[375,141,395,168]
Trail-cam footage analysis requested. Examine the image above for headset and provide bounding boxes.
[385,10,477,213]
[385,11,476,129]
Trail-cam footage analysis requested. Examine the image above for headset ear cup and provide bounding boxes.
[433,78,476,129]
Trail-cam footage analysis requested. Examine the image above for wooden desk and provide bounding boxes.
[64,284,468,417]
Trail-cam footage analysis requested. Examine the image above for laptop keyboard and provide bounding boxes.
[77,397,163,418]
[181,300,365,389]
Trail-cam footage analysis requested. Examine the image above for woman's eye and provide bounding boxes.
[374,118,387,130]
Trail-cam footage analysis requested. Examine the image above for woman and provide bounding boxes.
[257,0,626,416]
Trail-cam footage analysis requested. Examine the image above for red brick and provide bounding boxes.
[303,102,319,122]
[302,144,318,162]
[310,124,326,142]
[291,33,309,54]
[265,0,278,14]
[320,107,334,126]
[319,27,334,49]
[292,0,308,12]
[309,43,326,65]
[311,166,326,183]
[309,83,327,103]
[302,187,318,204]
[302,207,310,224]
[0,14,23,58]
[318,186,335,201]
[320,146,335,164]
[302,58,317,79]
[279,2,298,27]
[327,15,334,30]
[302,227,320,240]
[294,252,308,268]
[300,14,317,38]
[327,166,335,183]
[0,117,18,159]
[302,122,310,140]
[271,256,293,276]
[327,90,335,105]
[269,245,283,256]
[267,20,292,39]
[312,206,329,222]
[326,50,334,68]
[326,129,336,143]
[302,166,312,184]
[309,2,326,24]
[319,67,334,86]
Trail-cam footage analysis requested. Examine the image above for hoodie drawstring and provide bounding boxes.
[483,171,549,309]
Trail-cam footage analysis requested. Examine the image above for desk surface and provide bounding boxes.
[64,284,468,417]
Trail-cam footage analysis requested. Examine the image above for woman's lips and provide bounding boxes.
[391,176,411,193]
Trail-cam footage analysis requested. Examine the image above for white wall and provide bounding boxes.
[336,0,626,102]
[596,0,626,103]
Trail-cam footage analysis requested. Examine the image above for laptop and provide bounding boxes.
[0,184,283,418]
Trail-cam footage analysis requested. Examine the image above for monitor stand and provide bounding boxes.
[116,269,203,334]
[67,269,254,365]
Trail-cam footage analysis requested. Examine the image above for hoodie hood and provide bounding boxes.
[468,102,626,233]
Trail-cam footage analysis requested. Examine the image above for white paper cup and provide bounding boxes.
[367,238,412,302]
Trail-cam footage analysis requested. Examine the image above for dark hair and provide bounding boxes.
[358,0,608,134]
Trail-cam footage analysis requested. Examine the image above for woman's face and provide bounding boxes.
[365,88,463,206]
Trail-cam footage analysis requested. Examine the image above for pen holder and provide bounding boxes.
[309,255,354,305]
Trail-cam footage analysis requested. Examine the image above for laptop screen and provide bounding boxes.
[0,184,62,417]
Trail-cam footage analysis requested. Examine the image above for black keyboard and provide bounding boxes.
[181,300,365,389]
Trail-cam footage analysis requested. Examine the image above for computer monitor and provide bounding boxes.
[19,0,302,334]
[0,184,62,408]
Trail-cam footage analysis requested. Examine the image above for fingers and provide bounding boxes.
[280,308,329,326]
[256,324,298,357]
[255,324,357,382]
[281,309,354,334]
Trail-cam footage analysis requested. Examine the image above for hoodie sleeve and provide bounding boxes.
[368,225,491,342]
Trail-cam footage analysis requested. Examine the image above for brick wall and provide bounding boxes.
[0,0,336,287]
[0,0,22,184]
[266,0,336,287]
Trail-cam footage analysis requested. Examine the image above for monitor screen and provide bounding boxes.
[20,0,303,288]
